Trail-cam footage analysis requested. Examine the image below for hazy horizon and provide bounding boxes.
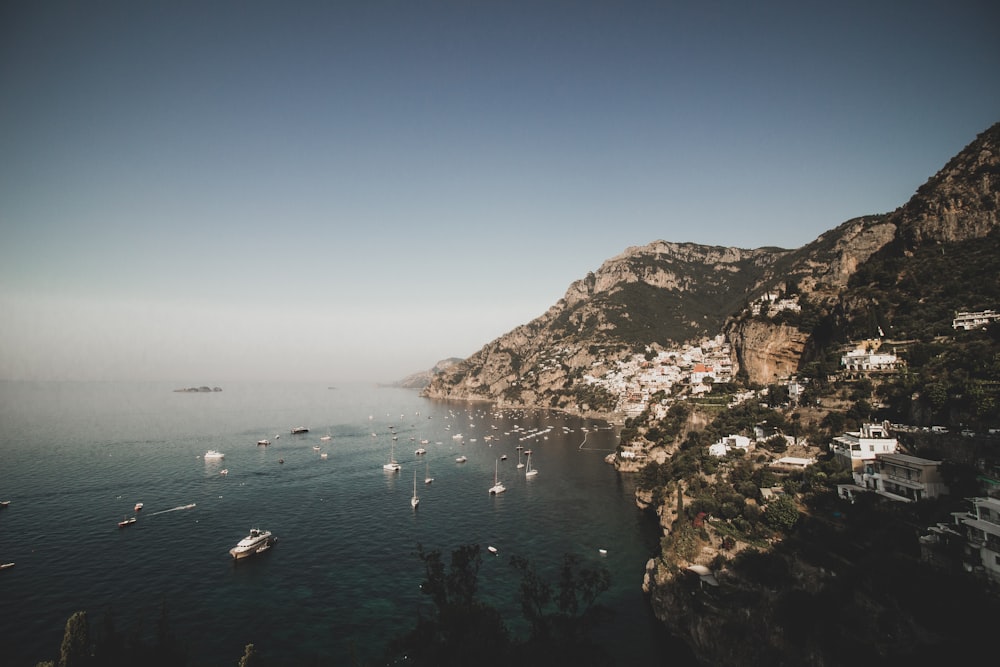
[2,1,998,384]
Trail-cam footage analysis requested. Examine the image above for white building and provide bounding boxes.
[830,422,898,471]
[953,310,1000,331]
[955,497,1000,583]
[850,452,948,502]
[841,345,898,372]
[709,434,752,457]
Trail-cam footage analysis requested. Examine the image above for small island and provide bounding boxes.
[173,386,223,393]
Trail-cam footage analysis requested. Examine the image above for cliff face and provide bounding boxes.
[423,122,1000,413]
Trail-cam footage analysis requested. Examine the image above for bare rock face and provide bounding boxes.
[896,123,1000,247]
[728,320,810,386]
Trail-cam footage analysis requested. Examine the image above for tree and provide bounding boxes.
[58,611,90,667]
[764,496,799,532]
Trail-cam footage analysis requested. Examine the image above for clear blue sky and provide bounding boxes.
[1,0,998,383]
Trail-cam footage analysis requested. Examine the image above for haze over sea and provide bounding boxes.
[0,381,691,666]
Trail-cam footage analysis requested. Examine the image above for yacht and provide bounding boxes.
[118,516,137,529]
[229,528,276,560]
[257,439,270,446]
[488,459,506,495]
[204,450,225,460]
[291,426,309,434]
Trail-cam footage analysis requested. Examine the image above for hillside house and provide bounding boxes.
[953,309,1000,331]
[954,497,1000,583]
[841,345,899,373]
[849,452,948,502]
[709,434,752,457]
[830,422,898,472]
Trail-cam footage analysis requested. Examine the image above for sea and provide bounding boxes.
[0,381,693,666]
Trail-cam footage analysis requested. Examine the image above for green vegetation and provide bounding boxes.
[34,547,612,667]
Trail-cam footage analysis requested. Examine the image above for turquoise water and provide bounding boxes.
[0,381,686,665]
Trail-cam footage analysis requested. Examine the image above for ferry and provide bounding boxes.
[229,528,276,560]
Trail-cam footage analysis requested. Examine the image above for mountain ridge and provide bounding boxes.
[422,122,1000,416]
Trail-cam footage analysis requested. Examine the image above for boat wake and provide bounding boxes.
[149,503,197,516]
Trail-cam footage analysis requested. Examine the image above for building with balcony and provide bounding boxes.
[954,496,1000,583]
[852,452,948,502]
[830,422,898,472]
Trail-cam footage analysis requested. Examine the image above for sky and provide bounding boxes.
[1,0,998,384]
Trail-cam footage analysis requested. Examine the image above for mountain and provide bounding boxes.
[394,358,464,389]
[423,122,1000,414]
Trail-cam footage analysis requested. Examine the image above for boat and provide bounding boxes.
[525,455,538,478]
[134,502,143,511]
[383,440,401,472]
[204,450,225,460]
[118,516,136,528]
[411,470,420,509]
[257,439,270,446]
[229,528,276,560]
[488,459,506,495]
[313,445,321,451]
[424,461,434,484]
[455,455,467,463]
[320,452,328,459]
[500,454,507,461]
[0,500,10,508]
[487,546,498,555]
[320,434,332,441]
[516,450,525,469]
[414,447,427,455]
[0,562,14,570]
[220,469,229,476]
[291,426,309,434]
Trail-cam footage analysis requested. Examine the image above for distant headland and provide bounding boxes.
[173,386,223,393]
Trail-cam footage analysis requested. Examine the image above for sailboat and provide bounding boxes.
[488,459,506,495]
[411,470,420,509]
[383,439,401,472]
[525,453,538,478]
[424,461,434,484]
[516,449,525,469]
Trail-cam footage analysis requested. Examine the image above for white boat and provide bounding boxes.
[257,439,270,446]
[220,469,229,476]
[320,452,328,459]
[525,455,538,478]
[455,455,467,463]
[204,450,224,460]
[229,528,276,560]
[411,470,420,509]
[291,426,309,434]
[487,545,498,555]
[488,459,506,495]
[424,461,434,484]
[320,434,332,442]
[134,502,143,512]
[516,450,525,469]
[0,562,14,570]
[313,445,321,451]
[118,516,136,529]
[383,440,401,472]
[414,447,427,455]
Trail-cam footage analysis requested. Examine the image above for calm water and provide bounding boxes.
[0,381,686,666]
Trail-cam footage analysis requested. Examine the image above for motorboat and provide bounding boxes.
[134,502,143,512]
[229,528,276,560]
[414,447,427,455]
[455,455,467,463]
[0,562,14,570]
[220,469,229,476]
[257,439,270,446]
[313,446,321,451]
[291,426,309,434]
[204,450,225,460]
[320,435,332,441]
[118,516,137,529]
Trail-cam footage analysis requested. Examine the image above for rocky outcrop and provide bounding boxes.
[728,320,810,385]
[895,122,1000,247]
[394,358,464,389]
